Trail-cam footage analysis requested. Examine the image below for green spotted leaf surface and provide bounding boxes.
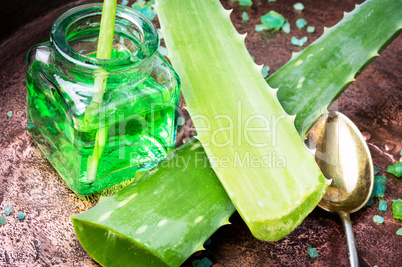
[156,0,328,241]
[268,0,402,136]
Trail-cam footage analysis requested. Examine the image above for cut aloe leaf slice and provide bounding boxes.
[72,139,235,267]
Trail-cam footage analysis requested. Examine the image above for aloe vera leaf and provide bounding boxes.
[73,1,401,264]
[85,0,117,181]
[268,0,402,137]
[85,0,117,120]
[156,0,329,241]
[72,139,235,267]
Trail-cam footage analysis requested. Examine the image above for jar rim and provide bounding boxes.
[50,3,159,70]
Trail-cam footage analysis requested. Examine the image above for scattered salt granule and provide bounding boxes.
[0,216,6,226]
[307,26,315,33]
[387,162,402,178]
[373,215,384,224]
[192,257,213,267]
[239,0,253,7]
[307,246,318,258]
[242,12,249,22]
[203,238,212,246]
[296,18,307,29]
[392,199,402,220]
[291,36,308,46]
[282,21,291,34]
[255,24,269,32]
[177,117,185,126]
[371,175,386,197]
[4,206,13,216]
[17,212,25,220]
[396,228,402,236]
[374,166,380,175]
[132,0,157,21]
[294,3,304,11]
[260,11,285,30]
[365,197,374,207]
[261,66,270,78]
[379,200,387,211]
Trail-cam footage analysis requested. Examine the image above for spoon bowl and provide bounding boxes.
[306,110,374,267]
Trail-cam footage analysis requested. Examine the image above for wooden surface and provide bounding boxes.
[0,0,401,266]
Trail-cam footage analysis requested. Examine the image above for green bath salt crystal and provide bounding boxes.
[0,216,6,226]
[392,199,402,220]
[296,18,307,29]
[386,162,402,178]
[282,21,291,33]
[242,12,249,22]
[366,197,375,207]
[291,36,308,46]
[192,260,202,267]
[307,26,315,33]
[4,206,13,215]
[17,212,25,220]
[132,0,157,21]
[261,65,270,78]
[373,215,384,224]
[294,3,304,11]
[397,228,402,236]
[255,24,269,32]
[374,166,380,175]
[201,257,213,267]
[7,111,12,117]
[203,238,212,246]
[379,200,387,211]
[291,36,299,46]
[371,175,386,197]
[177,116,185,126]
[192,258,212,267]
[239,0,253,7]
[260,10,285,30]
[307,246,318,258]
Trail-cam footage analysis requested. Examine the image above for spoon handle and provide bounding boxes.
[338,211,359,267]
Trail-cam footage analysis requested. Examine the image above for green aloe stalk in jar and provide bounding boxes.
[85,0,117,182]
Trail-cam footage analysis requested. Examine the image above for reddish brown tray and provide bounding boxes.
[0,0,400,266]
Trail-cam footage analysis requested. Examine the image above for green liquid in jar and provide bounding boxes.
[26,5,180,195]
[27,45,179,195]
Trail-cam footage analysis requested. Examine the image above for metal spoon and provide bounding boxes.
[305,110,374,267]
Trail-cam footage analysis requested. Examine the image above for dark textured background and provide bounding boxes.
[0,0,401,266]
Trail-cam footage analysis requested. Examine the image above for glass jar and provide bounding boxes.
[26,4,180,195]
